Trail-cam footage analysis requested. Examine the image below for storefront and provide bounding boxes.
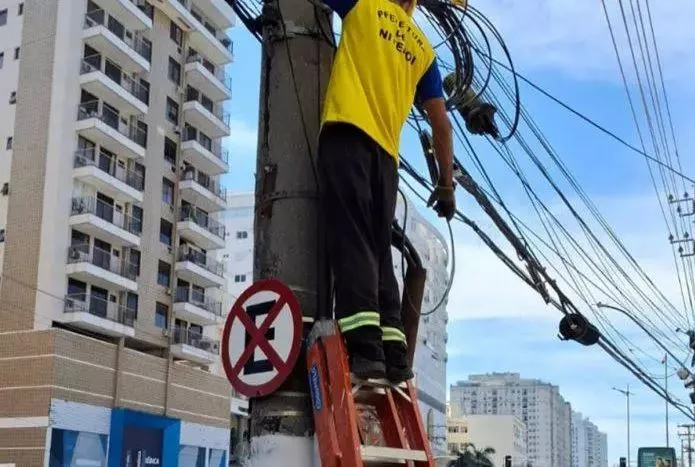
[47,400,228,467]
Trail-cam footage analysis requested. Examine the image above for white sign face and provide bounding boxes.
[221,280,302,397]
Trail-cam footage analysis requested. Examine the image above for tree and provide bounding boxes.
[449,443,496,467]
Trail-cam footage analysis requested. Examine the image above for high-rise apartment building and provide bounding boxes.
[572,411,608,467]
[450,373,572,467]
[221,193,450,456]
[0,0,235,464]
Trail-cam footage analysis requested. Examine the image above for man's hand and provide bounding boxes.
[422,97,455,219]
[427,184,456,221]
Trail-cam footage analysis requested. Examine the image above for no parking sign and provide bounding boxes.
[221,279,302,397]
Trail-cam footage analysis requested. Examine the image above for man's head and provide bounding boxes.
[390,0,416,15]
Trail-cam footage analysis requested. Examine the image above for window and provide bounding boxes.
[131,205,143,234]
[236,231,248,239]
[179,445,205,467]
[234,274,246,283]
[0,9,7,26]
[9,91,16,104]
[0,52,4,69]
[18,3,23,15]
[14,47,19,60]
[168,57,181,84]
[126,292,138,319]
[166,97,179,123]
[164,136,177,164]
[5,137,12,150]
[157,260,171,287]
[170,20,183,46]
[49,429,108,466]
[160,219,173,245]
[0,229,4,243]
[155,302,168,329]
[162,177,174,205]
[129,249,141,276]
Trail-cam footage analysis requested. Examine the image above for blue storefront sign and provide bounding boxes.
[108,409,181,467]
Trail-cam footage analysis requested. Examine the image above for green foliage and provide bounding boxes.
[449,443,496,467]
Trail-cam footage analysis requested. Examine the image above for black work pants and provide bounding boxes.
[318,123,405,363]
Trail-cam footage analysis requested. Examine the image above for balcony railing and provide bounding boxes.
[179,205,226,240]
[181,169,226,201]
[175,286,223,317]
[185,88,230,126]
[77,100,148,148]
[174,327,219,354]
[71,196,142,235]
[80,54,149,104]
[65,292,136,326]
[67,243,138,281]
[84,9,152,62]
[177,247,224,277]
[183,126,229,164]
[74,148,145,192]
[186,55,232,92]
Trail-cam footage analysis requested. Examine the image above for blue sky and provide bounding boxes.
[221,0,695,463]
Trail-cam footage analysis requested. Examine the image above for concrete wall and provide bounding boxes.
[0,327,229,465]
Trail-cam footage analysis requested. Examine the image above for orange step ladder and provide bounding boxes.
[307,320,435,467]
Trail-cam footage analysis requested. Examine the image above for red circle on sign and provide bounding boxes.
[221,279,302,398]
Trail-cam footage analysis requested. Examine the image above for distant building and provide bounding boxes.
[450,373,572,467]
[447,415,528,467]
[571,411,608,467]
[395,196,450,455]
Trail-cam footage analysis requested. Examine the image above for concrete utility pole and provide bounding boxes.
[248,0,334,464]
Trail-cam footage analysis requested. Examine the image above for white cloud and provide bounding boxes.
[226,119,258,155]
[469,0,695,83]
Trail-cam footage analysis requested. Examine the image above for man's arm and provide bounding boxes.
[422,97,453,187]
[416,62,453,188]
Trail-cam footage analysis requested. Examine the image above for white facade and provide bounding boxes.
[0,1,23,271]
[447,414,528,467]
[571,411,608,467]
[450,373,572,467]
[395,196,449,455]
[221,193,450,456]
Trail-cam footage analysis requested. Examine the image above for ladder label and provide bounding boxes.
[309,364,323,411]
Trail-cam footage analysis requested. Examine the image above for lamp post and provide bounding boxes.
[613,385,633,467]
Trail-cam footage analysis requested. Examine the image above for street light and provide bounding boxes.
[598,302,685,448]
[613,385,633,467]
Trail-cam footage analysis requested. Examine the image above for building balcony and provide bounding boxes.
[174,286,224,326]
[185,55,232,102]
[183,96,230,139]
[83,9,152,73]
[102,0,154,30]
[181,126,229,175]
[61,293,136,337]
[177,205,226,250]
[70,196,141,247]
[154,0,233,65]
[179,170,227,213]
[175,248,225,288]
[76,100,147,159]
[171,327,219,365]
[80,55,149,115]
[73,149,144,203]
[66,243,138,292]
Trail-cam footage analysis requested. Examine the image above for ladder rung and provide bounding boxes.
[361,446,428,463]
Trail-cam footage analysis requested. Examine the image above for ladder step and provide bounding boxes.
[361,446,428,463]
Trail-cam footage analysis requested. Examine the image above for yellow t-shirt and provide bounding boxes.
[322,0,437,159]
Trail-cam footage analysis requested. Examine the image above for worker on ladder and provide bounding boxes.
[318,0,455,383]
